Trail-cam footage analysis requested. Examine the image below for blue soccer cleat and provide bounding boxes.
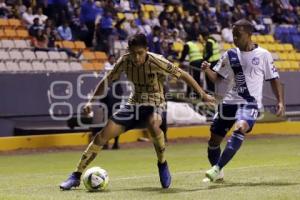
[59,172,81,190]
[157,161,171,188]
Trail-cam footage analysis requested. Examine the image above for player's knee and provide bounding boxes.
[94,132,110,146]
[235,121,249,134]
[208,137,221,147]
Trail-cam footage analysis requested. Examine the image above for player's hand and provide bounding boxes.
[201,61,211,71]
[83,102,93,117]
[276,102,285,117]
[202,94,216,108]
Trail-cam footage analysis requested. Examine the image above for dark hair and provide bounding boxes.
[128,33,148,49]
[233,19,254,34]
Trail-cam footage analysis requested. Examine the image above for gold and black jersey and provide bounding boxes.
[106,52,181,107]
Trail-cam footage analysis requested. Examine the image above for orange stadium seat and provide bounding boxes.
[83,51,96,61]
[94,51,108,61]
[0,18,9,27]
[92,62,104,71]
[74,41,86,50]
[4,29,17,39]
[8,19,21,27]
[62,41,75,49]
[16,29,29,39]
[82,62,95,70]
[265,35,275,43]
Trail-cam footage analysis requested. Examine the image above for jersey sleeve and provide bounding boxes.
[264,51,279,81]
[155,55,182,79]
[212,52,231,79]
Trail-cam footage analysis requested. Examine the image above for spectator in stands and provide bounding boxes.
[221,21,233,43]
[31,29,82,59]
[45,26,61,48]
[0,0,10,18]
[80,0,102,47]
[95,10,114,53]
[149,25,162,54]
[124,20,139,37]
[202,30,221,92]
[249,14,267,34]
[114,17,128,41]
[70,7,89,42]
[147,11,160,28]
[232,4,246,23]
[34,7,48,25]
[138,17,152,36]
[57,20,73,41]
[29,17,44,37]
[22,6,35,28]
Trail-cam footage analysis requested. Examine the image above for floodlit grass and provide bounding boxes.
[0,136,300,200]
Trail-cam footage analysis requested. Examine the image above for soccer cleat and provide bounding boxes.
[202,169,224,183]
[59,172,81,190]
[205,165,221,182]
[157,161,171,188]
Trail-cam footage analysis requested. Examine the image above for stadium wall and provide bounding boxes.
[0,121,300,151]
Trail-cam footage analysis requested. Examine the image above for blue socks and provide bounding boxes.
[208,145,221,166]
[217,131,244,169]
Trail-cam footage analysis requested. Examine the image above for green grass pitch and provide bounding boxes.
[0,136,300,200]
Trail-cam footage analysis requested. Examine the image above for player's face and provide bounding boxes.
[129,46,148,65]
[232,26,250,48]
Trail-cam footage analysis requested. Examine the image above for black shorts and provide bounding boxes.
[111,104,167,133]
[210,104,259,137]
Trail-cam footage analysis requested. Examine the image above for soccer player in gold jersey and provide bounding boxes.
[60,33,215,190]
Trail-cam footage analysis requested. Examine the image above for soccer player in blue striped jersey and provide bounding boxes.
[201,19,285,182]
[60,33,215,190]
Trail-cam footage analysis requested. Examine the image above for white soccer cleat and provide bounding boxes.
[204,166,224,183]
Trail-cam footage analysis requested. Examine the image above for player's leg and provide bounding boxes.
[60,119,125,190]
[146,109,171,188]
[206,104,258,181]
[204,105,236,182]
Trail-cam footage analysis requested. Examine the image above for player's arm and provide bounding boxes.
[179,68,215,103]
[264,52,285,117]
[83,58,123,114]
[201,61,219,83]
[270,78,285,117]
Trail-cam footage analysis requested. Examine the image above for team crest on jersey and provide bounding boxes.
[252,57,260,65]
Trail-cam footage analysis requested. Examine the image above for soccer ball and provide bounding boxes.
[83,166,109,192]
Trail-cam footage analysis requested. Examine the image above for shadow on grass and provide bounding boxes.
[121,181,300,194]
[206,181,300,190]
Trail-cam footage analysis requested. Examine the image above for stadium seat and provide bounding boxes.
[19,61,33,71]
[155,5,164,13]
[48,51,62,60]
[117,12,125,20]
[124,13,135,20]
[256,35,266,43]
[70,62,83,71]
[16,29,29,39]
[82,62,94,70]
[4,29,17,39]
[83,51,96,61]
[45,61,58,71]
[74,41,86,50]
[265,34,275,43]
[144,4,156,12]
[0,18,9,27]
[295,53,300,61]
[57,61,71,71]
[9,50,23,60]
[92,62,104,71]
[14,40,30,49]
[0,50,10,60]
[222,43,232,51]
[1,40,15,49]
[62,41,75,49]
[0,62,6,71]
[35,51,49,61]
[278,53,288,60]
[32,61,46,71]
[283,43,294,51]
[289,61,299,71]
[8,19,21,28]
[23,50,36,61]
[271,52,279,60]
[287,52,296,60]
[274,43,284,52]
[5,61,19,71]
[172,42,184,52]
[94,51,108,61]
[59,51,68,60]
